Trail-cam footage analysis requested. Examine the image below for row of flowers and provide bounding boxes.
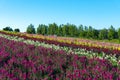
[0,36,120,79]
[0,30,120,57]
[0,33,119,66]
[0,30,120,50]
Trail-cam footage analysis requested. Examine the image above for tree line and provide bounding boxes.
[2,23,120,40]
[3,27,20,32]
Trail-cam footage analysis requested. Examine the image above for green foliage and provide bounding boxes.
[3,23,120,42]
[3,27,13,31]
[48,23,58,35]
[83,26,88,38]
[26,24,36,34]
[93,29,99,39]
[87,26,95,38]
[62,24,69,36]
[58,25,63,36]
[99,28,108,40]
[79,25,84,37]
[37,24,47,35]
[68,24,78,37]
[108,25,116,40]
[14,28,20,32]
[118,28,120,38]
[118,28,120,42]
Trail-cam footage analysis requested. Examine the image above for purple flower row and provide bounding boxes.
[0,37,120,79]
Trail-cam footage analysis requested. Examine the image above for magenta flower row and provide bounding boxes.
[0,37,120,79]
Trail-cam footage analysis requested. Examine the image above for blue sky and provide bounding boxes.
[0,0,120,32]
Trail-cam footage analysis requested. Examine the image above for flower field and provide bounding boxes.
[0,30,120,56]
[1,31,120,79]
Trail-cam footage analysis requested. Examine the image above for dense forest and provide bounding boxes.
[2,23,120,41]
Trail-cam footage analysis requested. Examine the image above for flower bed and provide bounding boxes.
[0,37,120,79]
[0,33,119,66]
[0,31,120,56]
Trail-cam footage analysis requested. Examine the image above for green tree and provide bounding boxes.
[37,24,48,35]
[82,26,88,38]
[58,25,63,36]
[3,27,13,31]
[62,24,69,36]
[87,26,93,38]
[37,24,42,34]
[26,24,36,34]
[68,24,78,37]
[108,25,116,40]
[48,23,58,35]
[41,25,48,35]
[98,28,108,40]
[118,28,120,42]
[78,25,84,37]
[92,29,99,39]
[14,28,20,32]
